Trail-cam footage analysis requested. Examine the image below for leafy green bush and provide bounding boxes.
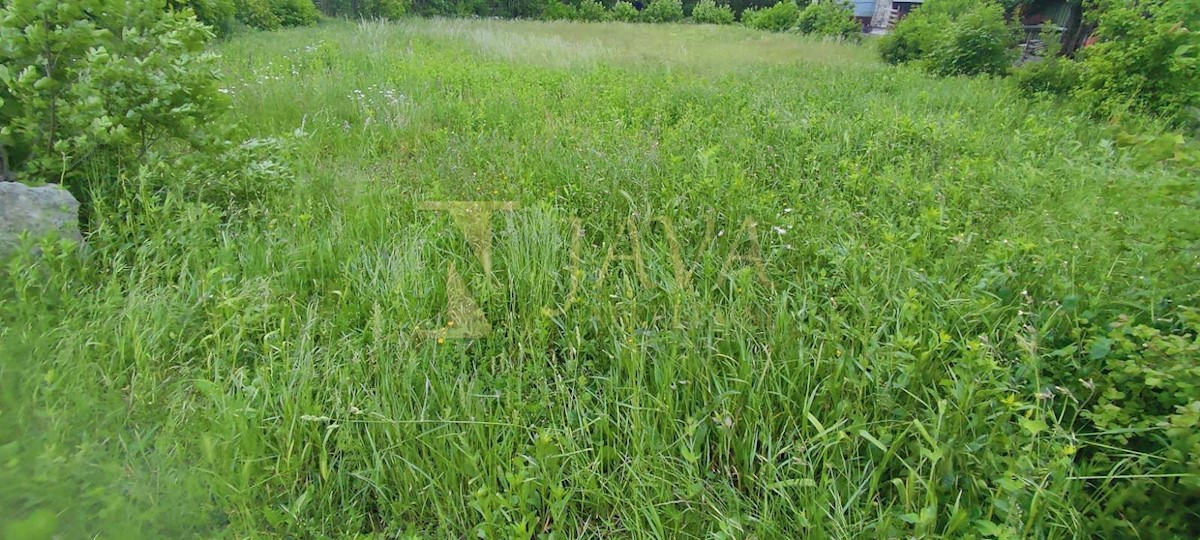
[318,0,407,19]
[235,0,282,29]
[1012,22,1076,95]
[877,11,935,63]
[542,1,579,20]
[170,0,237,36]
[1050,309,1200,535]
[641,0,683,23]
[691,0,735,24]
[1073,0,1200,124]
[878,0,973,64]
[577,0,609,21]
[1013,56,1082,95]
[924,1,1014,76]
[610,1,639,21]
[0,0,225,192]
[233,0,319,28]
[742,0,798,32]
[794,0,859,39]
[270,0,320,26]
[879,0,1013,76]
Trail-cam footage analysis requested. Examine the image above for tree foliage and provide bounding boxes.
[0,0,225,190]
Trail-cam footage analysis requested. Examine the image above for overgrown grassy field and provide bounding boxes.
[2,18,1198,539]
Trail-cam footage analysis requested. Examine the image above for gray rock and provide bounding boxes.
[0,181,82,254]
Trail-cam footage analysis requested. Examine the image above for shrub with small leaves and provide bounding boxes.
[577,0,609,21]
[924,1,1014,76]
[318,0,407,19]
[878,0,975,65]
[1013,22,1080,96]
[235,0,281,29]
[879,0,1014,77]
[794,0,860,39]
[1057,309,1200,535]
[1073,0,1200,124]
[641,0,683,23]
[742,0,798,32]
[170,0,236,36]
[691,0,735,25]
[269,0,320,26]
[542,1,579,20]
[609,1,639,21]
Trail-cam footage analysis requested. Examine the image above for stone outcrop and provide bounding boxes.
[0,181,82,254]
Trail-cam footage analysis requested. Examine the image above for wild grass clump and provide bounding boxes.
[2,16,1198,539]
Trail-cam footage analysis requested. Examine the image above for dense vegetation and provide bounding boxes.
[2,3,1199,540]
[885,0,1200,124]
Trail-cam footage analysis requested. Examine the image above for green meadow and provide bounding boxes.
[2,18,1198,539]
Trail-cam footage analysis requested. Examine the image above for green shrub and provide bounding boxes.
[577,0,609,21]
[542,1,579,20]
[1073,0,1200,124]
[878,10,935,63]
[170,0,237,36]
[1051,309,1200,535]
[318,0,408,19]
[878,0,974,64]
[742,0,798,32]
[236,0,282,29]
[691,0,735,24]
[1013,56,1082,95]
[270,0,320,26]
[608,0,638,21]
[794,0,859,39]
[0,0,225,191]
[641,0,683,23]
[924,2,1014,76]
[879,0,1013,76]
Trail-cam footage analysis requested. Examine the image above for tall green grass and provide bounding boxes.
[1,18,1197,538]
